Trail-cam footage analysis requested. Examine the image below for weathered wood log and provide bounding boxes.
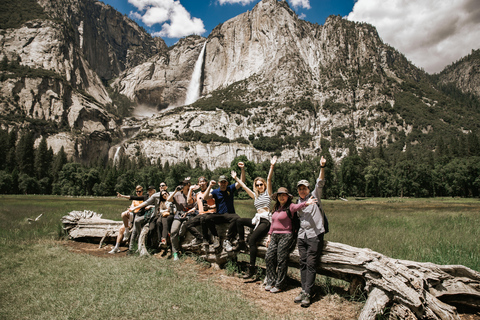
[62,210,480,320]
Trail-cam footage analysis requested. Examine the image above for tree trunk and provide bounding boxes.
[62,210,480,320]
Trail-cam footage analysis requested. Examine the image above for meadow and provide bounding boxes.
[0,195,479,319]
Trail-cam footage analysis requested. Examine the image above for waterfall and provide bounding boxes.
[184,41,206,105]
[113,146,122,165]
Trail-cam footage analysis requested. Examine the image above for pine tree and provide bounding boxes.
[52,146,68,181]
[16,131,35,176]
[34,136,51,179]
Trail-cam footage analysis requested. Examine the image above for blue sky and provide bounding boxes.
[100,0,480,73]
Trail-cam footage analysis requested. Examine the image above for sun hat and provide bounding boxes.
[272,187,293,202]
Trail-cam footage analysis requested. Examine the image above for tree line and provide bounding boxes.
[0,129,479,198]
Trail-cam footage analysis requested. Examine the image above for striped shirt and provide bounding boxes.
[254,191,271,210]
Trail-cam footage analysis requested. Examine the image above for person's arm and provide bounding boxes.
[267,156,277,196]
[117,192,131,200]
[167,187,180,202]
[187,185,198,204]
[235,162,245,190]
[290,197,317,213]
[231,170,255,199]
[196,194,205,214]
[129,195,156,212]
[203,180,216,200]
[314,156,327,200]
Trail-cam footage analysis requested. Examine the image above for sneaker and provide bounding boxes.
[270,287,282,293]
[173,252,179,261]
[189,238,202,247]
[213,236,220,249]
[160,238,167,248]
[294,290,306,303]
[264,285,272,291]
[301,293,311,308]
[223,239,233,252]
[108,247,120,254]
[122,228,130,241]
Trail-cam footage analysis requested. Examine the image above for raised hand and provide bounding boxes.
[306,196,318,206]
[238,162,244,168]
[271,156,277,166]
[210,180,217,187]
[231,170,237,179]
[190,184,199,190]
[320,156,326,167]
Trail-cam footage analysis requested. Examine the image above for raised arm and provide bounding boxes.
[267,156,277,196]
[235,161,246,190]
[167,186,180,203]
[313,156,326,200]
[187,185,198,204]
[231,170,255,199]
[203,180,216,200]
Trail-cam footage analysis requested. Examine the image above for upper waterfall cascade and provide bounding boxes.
[184,42,207,105]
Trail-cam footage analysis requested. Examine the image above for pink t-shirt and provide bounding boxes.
[268,202,306,234]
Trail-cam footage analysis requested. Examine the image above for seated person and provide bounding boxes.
[203,162,245,251]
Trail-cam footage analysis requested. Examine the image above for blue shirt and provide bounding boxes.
[211,184,236,214]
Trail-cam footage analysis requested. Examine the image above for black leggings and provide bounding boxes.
[236,217,270,266]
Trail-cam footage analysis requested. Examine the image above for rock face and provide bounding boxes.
[1,0,480,168]
[437,49,480,99]
[0,0,163,163]
[113,36,206,108]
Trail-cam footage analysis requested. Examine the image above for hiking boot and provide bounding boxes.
[122,228,130,241]
[212,236,220,249]
[243,265,255,279]
[159,238,167,248]
[223,239,233,252]
[173,252,179,261]
[300,293,311,308]
[108,247,120,254]
[294,290,306,304]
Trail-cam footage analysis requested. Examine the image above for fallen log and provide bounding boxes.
[62,210,480,320]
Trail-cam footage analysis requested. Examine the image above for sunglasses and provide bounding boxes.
[136,190,142,193]
[255,183,264,187]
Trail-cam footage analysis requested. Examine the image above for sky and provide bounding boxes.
[100,0,480,74]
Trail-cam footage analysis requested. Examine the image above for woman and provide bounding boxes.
[265,187,317,293]
[153,190,175,249]
[231,156,277,279]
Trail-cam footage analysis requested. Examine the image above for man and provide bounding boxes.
[203,162,245,251]
[159,182,168,191]
[184,176,216,251]
[294,156,327,307]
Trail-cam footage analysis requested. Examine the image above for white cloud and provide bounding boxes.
[128,0,205,38]
[217,0,256,5]
[288,0,310,10]
[298,13,306,20]
[347,0,480,73]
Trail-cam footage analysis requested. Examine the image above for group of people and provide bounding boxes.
[110,156,328,308]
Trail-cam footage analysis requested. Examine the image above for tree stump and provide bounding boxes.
[62,210,480,320]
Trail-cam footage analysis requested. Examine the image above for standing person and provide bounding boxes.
[294,156,328,307]
[167,178,197,261]
[265,187,317,293]
[231,156,277,278]
[184,176,216,251]
[203,162,246,251]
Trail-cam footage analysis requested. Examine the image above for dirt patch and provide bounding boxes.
[63,240,480,320]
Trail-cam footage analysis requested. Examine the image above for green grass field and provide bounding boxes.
[0,195,479,319]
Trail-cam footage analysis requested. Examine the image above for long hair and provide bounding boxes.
[253,177,267,197]
[273,197,292,214]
